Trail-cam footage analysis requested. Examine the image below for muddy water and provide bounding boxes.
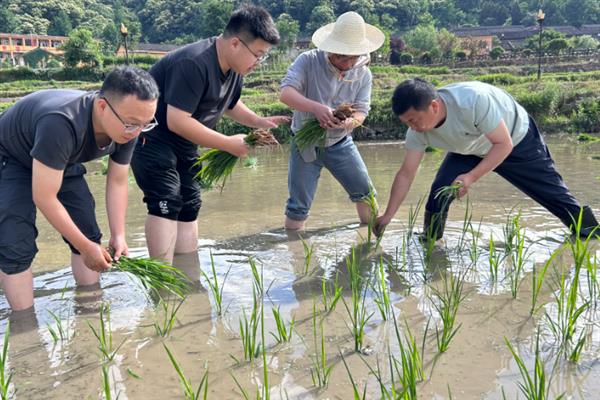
[1,136,599,399]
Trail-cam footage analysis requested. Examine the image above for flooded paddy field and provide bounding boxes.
[1,136,599,399]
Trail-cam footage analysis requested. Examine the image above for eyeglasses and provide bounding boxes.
[102,97,158,133]
[238,37,269,64]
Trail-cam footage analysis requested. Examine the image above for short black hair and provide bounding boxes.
[223,5,280,45]
[391,78,438,115]
[100,66,159,102]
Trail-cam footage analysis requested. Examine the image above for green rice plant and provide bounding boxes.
[163,344,209,400]
[430,271,467,353]
[0,322,12,400]
[321,273,342,313]
[309,304,333,388]
[194,129,279,190]
[46,309,70,344]
[434,183,461,215]
[101,364,113,400]
[505,333,565,400]
[367,310,425,399]
[545,261,590,361]
[585,253,598,309]
[361,188,380,246]
[488,234,503,283]
[112,256,190,299]
[530,249,561,316]
[342,247,374,353]
[87,303,125,363]
[270,306,294,343]
[467,217,483,266]
[292,119,325,151]
[406,197,425,242]
[200,252,230,316]
[153,297,185,337]
[456,198,474,254]
[299,236,315,275]
[340,351,368,399]
[502,209,522,258]
[372,257,392,321]
[506,220,530,299]
[239,300,262,362]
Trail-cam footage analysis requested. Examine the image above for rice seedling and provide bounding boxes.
[430,270,467,353]
[367,311,425,399]
[293,103,356,152]
[321,273,342,313]
[456,199,474,254]
[467,217,483,266]
[87,303,125,363]
[530,249,561,316]
[299,236,315,275]
[433,183,461,213]
[545,261,590,361]
[360,188,380,246]
[406,197,425,242]
[342,247,374,353]
[101,364,113,400]
[505,332,565,400]
[194,129,279,190]
[270,306,294,343]
[506,220,530,299]
[163,344,209,400]
[340,351,368,399]
[0,322,12,400]
[488,233,503,283]
[372,257,392,321]
[309,304,333,388]
[200,252,230,316]
[153,297,185,337]
[239,300,262,362]
[112,256,190,299]
[46,309,69,344]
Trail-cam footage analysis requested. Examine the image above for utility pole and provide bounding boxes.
[536,9,545,80]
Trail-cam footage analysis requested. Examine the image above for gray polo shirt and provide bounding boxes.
[405,81,529,157]
[281,49,372,160]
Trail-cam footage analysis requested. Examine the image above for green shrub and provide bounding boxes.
[489,47,505,60]
[478,73,523,85]
[573,98,600,133]
[399,52,413,65]
[515,84,561,119]
[455,51,467,61]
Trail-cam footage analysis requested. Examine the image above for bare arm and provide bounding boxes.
[224,100,290,128]
[280,86,339,128]
[454,119,513,197]
[375,150,424,234]
[166,105,248,157]
[105,159,130,259]
[32,159,111,271]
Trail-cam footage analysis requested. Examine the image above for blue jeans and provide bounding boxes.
[285,136,374,221]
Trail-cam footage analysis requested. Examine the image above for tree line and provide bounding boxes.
[1,0,599,53]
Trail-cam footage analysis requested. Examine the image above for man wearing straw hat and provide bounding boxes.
[280,12,384,230]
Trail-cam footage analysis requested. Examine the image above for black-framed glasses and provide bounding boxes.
[238,37,269,64]
[102,97,158,133]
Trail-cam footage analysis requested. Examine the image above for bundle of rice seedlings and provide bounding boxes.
[194,129,279,190]
[293,103,356,152]
[112,256,191,298]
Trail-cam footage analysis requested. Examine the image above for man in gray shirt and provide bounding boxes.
[280,12,384,230]
[375,78,599,239]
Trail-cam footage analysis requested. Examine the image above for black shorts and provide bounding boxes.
[0,157,101,275]
[130,135,202,222]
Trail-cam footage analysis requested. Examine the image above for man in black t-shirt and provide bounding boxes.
[131,5,289,263]
[0,66,159,311]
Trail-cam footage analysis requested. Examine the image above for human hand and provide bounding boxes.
[81,242,112,272]
[453,174,473,198]
[258,115,291,128]
[312,103,340,129]
[108,235,129,261]
[374,214,392,238]
[227,134,249,157]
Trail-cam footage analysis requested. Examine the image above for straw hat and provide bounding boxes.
[311,12,385,56]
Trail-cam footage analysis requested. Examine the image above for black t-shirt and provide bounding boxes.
[147,37,243,151]
[0,89,135,170]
